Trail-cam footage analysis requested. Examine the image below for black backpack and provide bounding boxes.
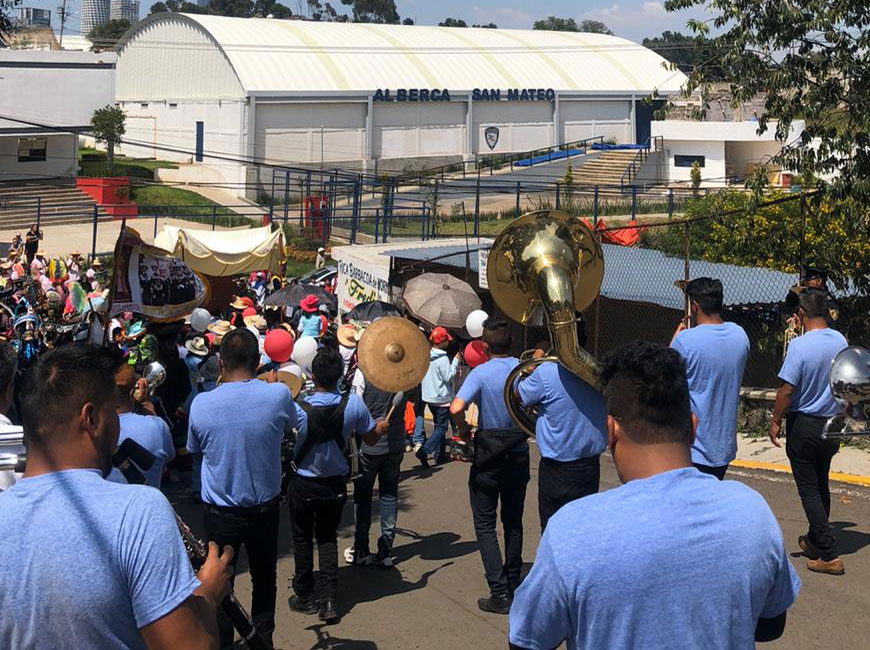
[292,395,360,481]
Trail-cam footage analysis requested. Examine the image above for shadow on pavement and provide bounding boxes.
[303,624,378,650]
[831,521,870,556]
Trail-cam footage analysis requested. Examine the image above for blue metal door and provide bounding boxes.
[195,121,204,162]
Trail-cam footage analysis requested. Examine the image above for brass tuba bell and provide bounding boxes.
[821,346,870,439]
[487,210,604,435]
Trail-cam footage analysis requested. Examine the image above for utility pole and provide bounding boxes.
[57,0,68,49]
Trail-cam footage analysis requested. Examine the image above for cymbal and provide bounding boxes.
[357,316,430,392]
[258,370,303,398]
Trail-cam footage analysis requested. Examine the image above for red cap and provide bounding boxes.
[300,294,319,313]
[242,306,257,318]
[429,326,453,345]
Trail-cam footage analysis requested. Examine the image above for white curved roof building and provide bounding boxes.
[115,14,686,196]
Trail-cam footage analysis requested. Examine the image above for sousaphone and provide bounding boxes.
[487,210,604,435]
[821,346,870,439]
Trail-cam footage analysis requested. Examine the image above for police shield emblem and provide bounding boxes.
[484,126,500,150]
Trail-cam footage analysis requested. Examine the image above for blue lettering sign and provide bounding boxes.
[373,88,553,102]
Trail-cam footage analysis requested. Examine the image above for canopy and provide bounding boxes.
[154,226,284,277]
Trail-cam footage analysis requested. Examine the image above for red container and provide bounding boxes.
[76,176,139,218]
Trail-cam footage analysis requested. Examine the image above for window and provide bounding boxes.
[674,154,705,168]
[18,137,47,163]
[140,102,149,109]
[168,103,178,109]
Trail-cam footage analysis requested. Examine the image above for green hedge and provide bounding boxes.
[78,162,155,180]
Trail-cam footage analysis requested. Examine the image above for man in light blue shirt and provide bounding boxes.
[289,346,386,624]
[671,277,750,479]
[451,317,530,615]
[188,328,296,644]
[770,288,848,575]
[517,332,606,531]
[509,340,800,650]
[0,344,232,650]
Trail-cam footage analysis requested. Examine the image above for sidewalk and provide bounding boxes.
[734,433,870,487]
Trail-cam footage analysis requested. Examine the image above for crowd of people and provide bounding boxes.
[0,245,856,649]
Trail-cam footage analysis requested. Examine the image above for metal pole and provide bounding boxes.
[668,188,674,220]
[593,186,599,225]
[474,168,481,237]
[374,208,380,243]
[799,192,807,270]
[515,181,521,217]
[91,205,98,262]
[631,186,637,220]
[36,197,41,230]
[212,206,217,231]
[555,184,561,210]
[153,213,158,239]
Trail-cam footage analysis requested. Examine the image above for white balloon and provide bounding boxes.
[292,336,319,370]
[283,363,303,378]
[465,309,489,339]
[190,308,212,333]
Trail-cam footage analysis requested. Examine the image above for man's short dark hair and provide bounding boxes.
[20,344,120,446]
[686,277,724,315]
[482,317,512,355]
[0,341,18,396]
[311,347,342,388]
[799,287,828,318]
[600,340,692,445]
[219,328,260,374]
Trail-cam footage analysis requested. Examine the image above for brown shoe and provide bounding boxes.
[798,535,822,560]
[807,558,845,575]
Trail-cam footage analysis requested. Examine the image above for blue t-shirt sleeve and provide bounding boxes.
[671,332,687,354]
[350,395,376,436]
[509,534,572,650]
[778,343,802,386]
[159,419,175,463]
[517,366,545,407]
[118,489,200,628]
[456,368,481,405]
[186,402,201,454]
[760,537,801,618]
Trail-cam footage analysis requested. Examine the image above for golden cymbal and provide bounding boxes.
[258,370,303,398]
[357,316,430,392]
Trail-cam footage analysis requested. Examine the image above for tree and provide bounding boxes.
[91,105,126,165]
[642,31,725,79]
[439,17,467,28]
[663,0,870,207]
[340,0,398,23]
[1,0,22,33]
[254,0,292,17]
[87,19,131,49]
[402,17,413,25]
[473,23,497,29]
[532,16,578,31]
[577,19,613,34]
[149,0,208,13]
[690,160,702,190]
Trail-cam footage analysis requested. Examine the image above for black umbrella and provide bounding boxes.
[345,300,401,325]
[264,283,337,311]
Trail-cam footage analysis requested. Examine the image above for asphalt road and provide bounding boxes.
[170,446,870,650]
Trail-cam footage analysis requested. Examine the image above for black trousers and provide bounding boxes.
[786,412,840,561]
[538,455,600,532]
[202,498,280,644]
[694,463,729,480]
[289,475,347,601]
[468,451,530,597]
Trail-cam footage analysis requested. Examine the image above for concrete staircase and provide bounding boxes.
[570,150,640,188]
[0,182,111,232]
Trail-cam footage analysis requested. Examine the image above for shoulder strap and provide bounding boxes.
[294,394,352,465]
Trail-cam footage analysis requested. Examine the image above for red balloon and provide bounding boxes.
[464,340,489,369]
[264,328,294,363]
[242,307,257,318]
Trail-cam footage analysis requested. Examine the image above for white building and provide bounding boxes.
[651,120,806,186]
[0,51,116,181]
[114,14,686,198]
[110,0,140,25]
[81,0,110,37]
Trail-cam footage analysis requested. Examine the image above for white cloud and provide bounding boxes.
[641,2,666,14]
[471,5,532,29]
[583,1,707,40]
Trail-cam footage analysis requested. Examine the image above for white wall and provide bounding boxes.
[0,133,77,181]
[560,99,632,144]
[373,102,466,160]
[473,101,553,154]
[257,102,366,164]
[724,141,783,180]
[662,140,725,185]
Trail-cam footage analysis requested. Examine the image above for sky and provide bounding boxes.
[20,0,709,43]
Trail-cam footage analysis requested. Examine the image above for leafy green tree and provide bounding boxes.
[402,17,413,25]
[663,0,870,204]
[254,0,292,17]
[532,16,578,31]
[473,23,497,29]
[87,19,131,49]
[690,160,702,190]
[578,19,612,34]
[340,0,398,23]
[642,31,725,79]
[439,17,467,27]
[1,0,22,33]
[90,105,126,165]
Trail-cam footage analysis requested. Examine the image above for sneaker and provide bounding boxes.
[344,546,374,566]
[288,594,319,615]
[807,557,845,575]
[415,447,430,468]
[318,599,339,624]
[405,442,413,452]
[413,443,422,453]
[477,593,512,615]
[798,535,822,560]
[376,537,394,568]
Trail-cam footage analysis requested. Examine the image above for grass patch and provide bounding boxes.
[132,185,219,207]
[132,185,254,228]
[285,259,315,277]
[78,149,179,180]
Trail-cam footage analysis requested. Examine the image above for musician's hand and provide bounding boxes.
[196,542,234,608]
[375,419,389,436]
[769,420,783,448]
[132,378,149,404]
[674,320,688,336]
[265,370,278,384]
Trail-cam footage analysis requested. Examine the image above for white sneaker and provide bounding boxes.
[413,443,422,453]
[405,442,413,452]
[344,546,374,566]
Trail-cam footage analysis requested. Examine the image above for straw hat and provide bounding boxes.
[337,324,358,349]
[185,336,209,357]
[36,248,46,257]
[70,250,81,257]
[230,296,254,310]
[244,314,267,332]
[91,258,103,268]
[207,320,235,343]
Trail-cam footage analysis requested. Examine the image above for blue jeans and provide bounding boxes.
[422,405,450,463]
[353,451,402,552]
[412,415,425,446]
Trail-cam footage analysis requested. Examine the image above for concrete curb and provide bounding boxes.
[731,459,870,488]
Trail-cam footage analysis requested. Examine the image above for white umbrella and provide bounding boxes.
[402,273,482,329]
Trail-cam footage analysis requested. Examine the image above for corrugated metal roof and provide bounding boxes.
[120,14,687,95]
[386,243,798,309]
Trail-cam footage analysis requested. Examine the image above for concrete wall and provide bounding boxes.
[661,140,725,185]
[0,133,78,181]
[257,102,366,164]
[724,141,783,180]
[560,99,632,144]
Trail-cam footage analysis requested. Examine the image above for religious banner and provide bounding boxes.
[109,227,209,320]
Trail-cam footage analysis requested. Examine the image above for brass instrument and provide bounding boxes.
[821,346,870,439]
[487,210,604,435]
[142,361,167,396]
